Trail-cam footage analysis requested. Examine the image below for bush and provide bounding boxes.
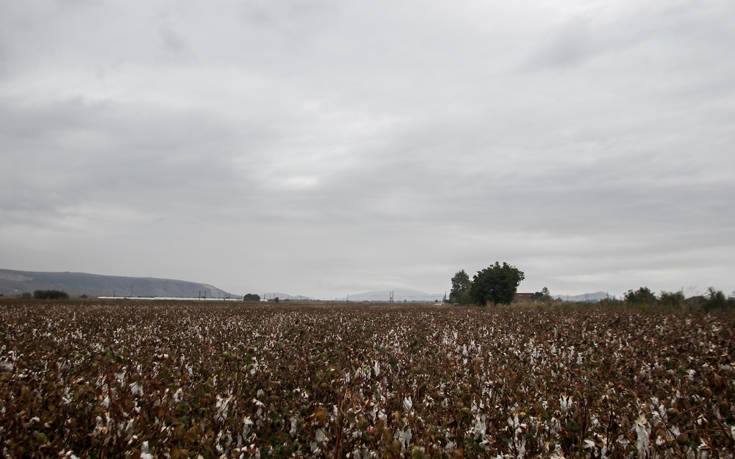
[624,287,657,305]
[243,293,261,302]
[33,290,70,300]
[531,287,552,303]
[659,291,685,309]
[704,287,726,312]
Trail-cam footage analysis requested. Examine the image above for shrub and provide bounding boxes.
[624,287,657,305]
[704,287,726,312]
[531,287,553,303]
[33,290,70,300]
[659,291,685,309]
[243,293,261,302]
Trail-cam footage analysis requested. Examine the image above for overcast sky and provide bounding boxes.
[1,0,734,299]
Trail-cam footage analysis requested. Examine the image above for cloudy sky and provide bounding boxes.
[1,0,734,299]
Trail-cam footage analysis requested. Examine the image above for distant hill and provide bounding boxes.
[0,269,235,298]
[554,292,611,302]
[345,289,442,302]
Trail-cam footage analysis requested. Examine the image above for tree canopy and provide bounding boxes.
[468,262,525,306]
[624,287,657,304]
[449,270,471,304]
[531,287,552,303]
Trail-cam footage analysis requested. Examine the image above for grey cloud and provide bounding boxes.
[159,24,190,56]
[1,0,734,298]
[525,1,735,71]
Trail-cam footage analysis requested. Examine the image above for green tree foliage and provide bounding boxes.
[33,290,69,300]
[531,287,552,303]
[704,287,726,312]
[449,270,471,304]
[624,287,657,304]
[469,262,525,306]
[659,291,685,308]
[243,293,261,302]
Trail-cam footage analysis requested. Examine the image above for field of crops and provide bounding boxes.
[1,300,734,457]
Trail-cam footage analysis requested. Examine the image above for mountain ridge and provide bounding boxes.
[0,268,235,298]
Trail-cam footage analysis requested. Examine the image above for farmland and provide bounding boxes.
[1,300,734,457]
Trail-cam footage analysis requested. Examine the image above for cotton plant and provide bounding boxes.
[3,301,735,457]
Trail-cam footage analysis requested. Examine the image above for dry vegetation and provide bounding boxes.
[1,300,734,457]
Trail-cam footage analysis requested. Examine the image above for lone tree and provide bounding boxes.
[243,293,260,302]
[469,262,525,306]
[449,270,471,304]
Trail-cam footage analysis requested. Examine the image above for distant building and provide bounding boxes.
[514,292,534,301]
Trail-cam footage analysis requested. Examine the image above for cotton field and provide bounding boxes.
[1,301,734,457]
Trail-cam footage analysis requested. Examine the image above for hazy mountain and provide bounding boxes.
[345,289,443,302]
[0,269,235,298]
[554,292,611,302]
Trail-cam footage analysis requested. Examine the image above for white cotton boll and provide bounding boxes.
[215,396,233,422]
[173,388,183,403]
[403,397,413,412]
[62,387,72,405]
[559,395,572,412]
[471,414,487,438]
[634,415,650,457]
[140,441,153,459]
[396,427,412,450]
[373,362,380,377]
[315,428,327,443]
[242,416,253,439]
[129,382,143,397]
[289,417,298,437]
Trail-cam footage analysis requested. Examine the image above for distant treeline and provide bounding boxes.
[32,290,70,300]
[611,286,734,312]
